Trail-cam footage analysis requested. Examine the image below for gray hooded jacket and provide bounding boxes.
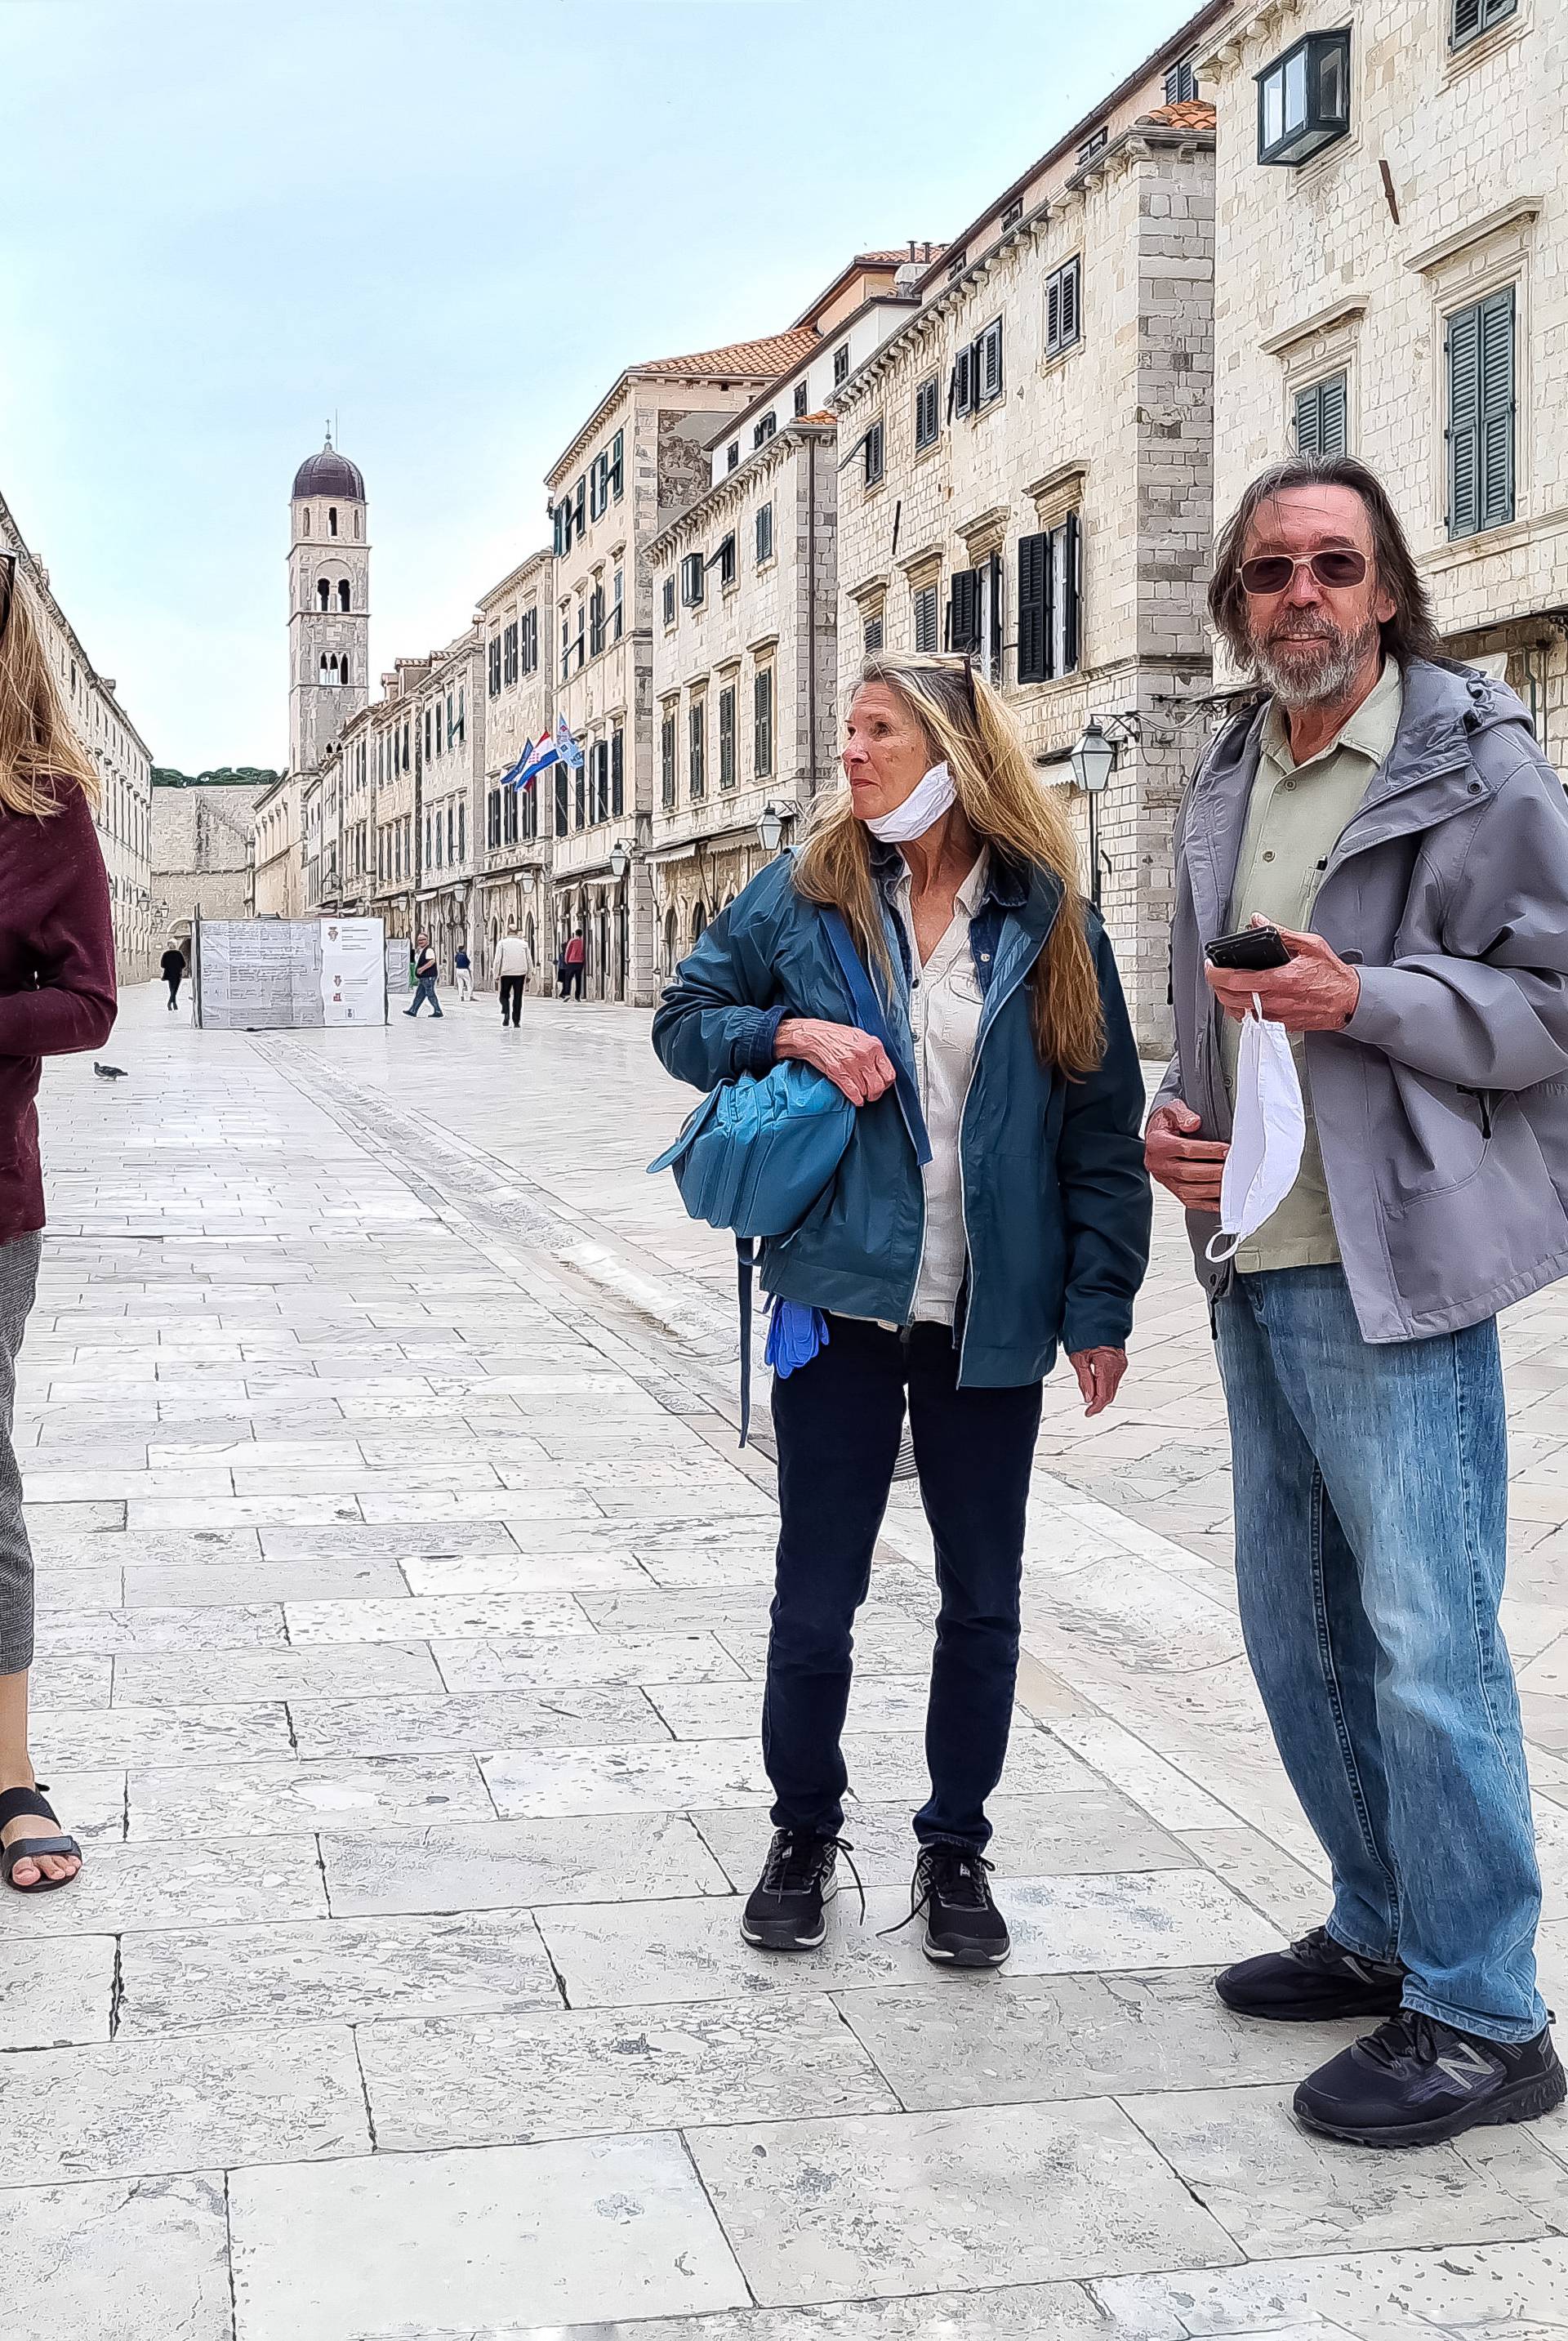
[1156,657,1568,1342]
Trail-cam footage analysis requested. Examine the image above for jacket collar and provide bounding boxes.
[868,834,1061,934]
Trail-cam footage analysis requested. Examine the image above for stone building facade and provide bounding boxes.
[152,778,267,930]
[830,11,1224,1050]
[545,334,817,1004]
[250,773,305,919]
[1199,0,1568,756]
[477,550,553,983]
[1,488,155,983]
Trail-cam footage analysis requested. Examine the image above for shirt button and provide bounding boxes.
[1283,779,1296,791]
[1263,850,1275,862]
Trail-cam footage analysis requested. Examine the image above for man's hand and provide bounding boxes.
[1205,922,1361,1032]
[776,1016,896,1104]
[1145,1099,1228,1210]
[1069,1347,1127,1417]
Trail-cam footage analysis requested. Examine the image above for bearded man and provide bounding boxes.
[1148,456,1568,2147]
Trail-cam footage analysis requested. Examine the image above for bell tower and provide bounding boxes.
[288,427,369,777]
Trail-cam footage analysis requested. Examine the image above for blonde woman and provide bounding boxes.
[0,549,117,1891]
[653,651,1150,1964]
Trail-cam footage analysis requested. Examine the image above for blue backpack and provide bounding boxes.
[648,907,930,1443]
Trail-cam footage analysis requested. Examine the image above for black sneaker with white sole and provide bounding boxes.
[1294,2009,1566,2147]
[910,1844,1010,1968]
[1216,1925,1406,2022]
[741,1830,847,1951]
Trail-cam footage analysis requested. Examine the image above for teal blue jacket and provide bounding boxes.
[651,848,1151,1387]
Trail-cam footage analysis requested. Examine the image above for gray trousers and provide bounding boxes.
[0,1232,42,1675]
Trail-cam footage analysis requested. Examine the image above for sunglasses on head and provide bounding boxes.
[1240,548,1368,596]
[0,551,14,644]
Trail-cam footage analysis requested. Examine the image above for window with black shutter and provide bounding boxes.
[949,345,974,418]
[727,443,739,472]
[504,622,519,684]
[833,344,849,385]
[488,789,501,847]
[522,609,537,672]
[662,576,676,626]
[913,582,938,655]
[755,502,773,564]
[753,412,777,450]
[1294,372,1348,457]
[718,686,737,789]
[589,584,606,657]
[1165,56,1198,102]
[1045,257,1081,356]
[608,430,623,500]
[612,569,623,640]
[689,701,706,800]
[864,420,884,487]
[1446,286,1515,537]
[1452,0,1516,44]
[681,552,706,607]
[612,725,624,818]
[555,765,569,836]
[488,639,502,698]
[977,318,1004,407]
[595,740,611,824]
[718,533,737,587]
[794,379,810,417]
[1016,515,1081,682]
[574,760,586,829]
[661,711,677,807]
[553,503,567,558]
[947,567,982,653]
[573,477,586,535]
[754,668,773,778]
[863,609,884,653]
[914,375,940,449]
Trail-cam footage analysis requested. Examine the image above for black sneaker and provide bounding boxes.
[1294,2010,1566,2147]
[911,1844,1010,1968]
[741,1830,845,1951]
[1216,1925,1406,2022]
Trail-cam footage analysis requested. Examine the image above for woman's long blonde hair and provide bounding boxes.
[0,557,100,817]
[794,651,1105,1077]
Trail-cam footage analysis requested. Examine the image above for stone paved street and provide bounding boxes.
[3,979,1568,2339]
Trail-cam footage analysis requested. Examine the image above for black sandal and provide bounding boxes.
[0,1783,82,1893]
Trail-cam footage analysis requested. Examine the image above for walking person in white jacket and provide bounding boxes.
[494,924,535,1028]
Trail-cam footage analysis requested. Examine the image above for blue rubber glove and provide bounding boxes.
[764,1299,830,1378]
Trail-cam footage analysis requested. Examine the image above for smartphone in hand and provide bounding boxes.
[1204,923,1291,972]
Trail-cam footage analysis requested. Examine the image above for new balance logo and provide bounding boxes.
[1435,2042,1495,2091]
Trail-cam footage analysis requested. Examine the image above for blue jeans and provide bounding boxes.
[406,976,442,1017]
[765,1315,1041,1849]
[1216,1264,1544,2043]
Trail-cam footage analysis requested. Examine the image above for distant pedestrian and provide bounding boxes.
[0,546,116,1893]
[159,943,186,1011]
[404,932,442,1019]
[454,943,472,1005]
[1151,454,1568,2147]
[494,922,535,1028]
[562,925,586,1001]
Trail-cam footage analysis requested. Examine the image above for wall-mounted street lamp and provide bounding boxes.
[757,802,789,855]
[1069,712,1140,914]
[608,840,630,881]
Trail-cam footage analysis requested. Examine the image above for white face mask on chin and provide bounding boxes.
[1205,997,1306,1263]
[864,761,957,844]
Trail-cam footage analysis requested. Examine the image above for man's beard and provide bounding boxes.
[1251,614,1380,708]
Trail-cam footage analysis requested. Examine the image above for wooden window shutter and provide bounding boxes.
[981,320,1003,403]
[1478,285,1515,529]
[1320,373,1348,456]
[1045,273,1061,353]
[612,727,624,818]
[947,568,981,654]
[1446,301,1482,537]
[1062,511,1081,672]
[1061,258,1080,347]
[1017,533,1049,683]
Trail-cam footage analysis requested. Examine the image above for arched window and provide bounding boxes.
[319,654,331,685]
[317,579,331,611]
[340,653,350,686]
[337,581,351,612]
[301,510,311,537]
[692,901,708,946]
[328,507,339,537]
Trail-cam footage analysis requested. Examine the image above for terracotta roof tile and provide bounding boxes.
[1141,99,1217,129]
[639,329,820,379]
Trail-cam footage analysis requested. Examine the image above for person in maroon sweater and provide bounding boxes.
[0,550,117,1891]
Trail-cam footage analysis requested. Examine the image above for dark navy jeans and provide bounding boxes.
[765,1313,1042,1851]
[1217,1264,1544,2043]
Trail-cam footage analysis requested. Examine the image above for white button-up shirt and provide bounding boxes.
[893,851,988,1327]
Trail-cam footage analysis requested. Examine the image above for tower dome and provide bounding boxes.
[292,436,365,502]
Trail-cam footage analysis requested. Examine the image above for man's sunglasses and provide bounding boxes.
[1240,548,1368,596]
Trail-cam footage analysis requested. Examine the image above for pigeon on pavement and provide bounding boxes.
[93,1063,127,1080]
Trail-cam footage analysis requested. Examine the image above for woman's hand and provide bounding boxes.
[1068,1346,1127,1417]
[776,1017,897,1105]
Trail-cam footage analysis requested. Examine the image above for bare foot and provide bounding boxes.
[1,1786,81,1888]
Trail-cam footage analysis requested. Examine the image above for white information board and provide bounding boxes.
[320,917,386,1025]
[194,920,386,1029]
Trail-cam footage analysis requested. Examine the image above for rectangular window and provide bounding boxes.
[718,533,737,587]
[1045,256,1081,355]
[503,622,519,684]
[662,711,677,808]
[555,764,569,835]
[457,803,466,863]
[947,566,983,655]
[573,475,586,536]
[506,787,520,843]
[595,739,611,824]
[863,420,884,487]
[1447,285,1515,538]
[688,700,706,800]
[522,609,537,671]
[681,551,706,607]
[554,502,568,557]
[574,758,586,829]
[754,667,773,778]
[862,607,884,653]
[488,639,502,697]
[589,453,606,520]
[793,378,810,417]
[1165,56,1198,103]
[1257,28,1352,166]
[718,685,737,789]
[612,725,624,818]
[662,575,676,625]
[752,412,777,449]
[977,318,1004,405]
[833,342,849,386]
[1001,197,1022,231]
[612,569,623,640]
[447,805,455,860]
[1016,515,1082,684]
[914,375,940,449]
[1294,372,1348,457]
[950,342,974,418]
[488,789,500,847]
[608,429,623,501]
[727,441,739,473]
[1077,126,1107,163]
[560,610,571,683]
[589,583,606,657]
[755,501,773,564]
[913,582,939,655]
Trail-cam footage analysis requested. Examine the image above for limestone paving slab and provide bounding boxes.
[0,1936,115,2049]
[357,1991,900,2147]
[227,2133,751,2339]
[1093,2236,1568,2340]
[121,1556,409,1604]
[688,1792,1196,1891]
[399,1549,654,1594]
[288,1683,670,1759]
[0,1835,330,1938]
[117,1907,561,2034]
[432,1629,744,1691]
[283,1590,595,1643]
[33,1600,286,1653]
[320,1808,731,1916]
[685,2098,1241,2304]
[0,2173,234,2341]
[437,2287,1161,2341]
[0,2024,368,2184]
[29,1699,296,1772]
[112,1639,446,1705]
[127,1752,493,1839]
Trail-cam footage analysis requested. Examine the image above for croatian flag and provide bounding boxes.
[514,734,559,790]
[556,715,585,770]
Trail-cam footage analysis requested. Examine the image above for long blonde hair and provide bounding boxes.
[0,556,100,817]
[795,651,1105,1077]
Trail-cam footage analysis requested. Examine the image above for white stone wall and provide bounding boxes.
[153,783,267,929]
[251,776,304,920]
[476,549,554,985]
[288,490,370,778]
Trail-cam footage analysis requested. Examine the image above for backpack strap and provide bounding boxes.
[820,908,932,1168]
[737,1238,757,1447]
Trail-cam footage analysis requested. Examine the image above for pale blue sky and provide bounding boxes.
[1,0,1200,769]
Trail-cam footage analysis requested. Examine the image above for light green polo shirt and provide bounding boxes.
[1219,657,1403,1272]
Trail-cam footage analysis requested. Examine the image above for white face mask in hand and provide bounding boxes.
[1205,997,1306,1264]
